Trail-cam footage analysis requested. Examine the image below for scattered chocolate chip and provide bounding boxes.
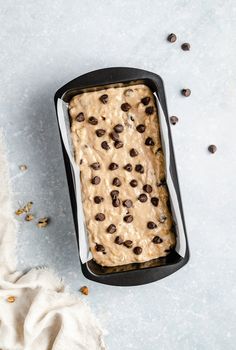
[96,129,106,137]
[107,224,116,234]
[136,124,146,133]
[90,162,100,170]
[157,147,162,153]
[138,193,148,202]
[95,213,105,221]
[121,103,131,112]
[123,240,133,248]
[167,33,177,43]
[115,236,123,245]
[133,246,142,255]
[99,94,108,104]
[109,162,119,170]
[147,221,157,229]
[157,179,166,187]
[110,190,119,199]
[124,88,133,97]
[130,116,135,122]
[109,131,120,141]
[80,159,83,165]
[145,137,155,146]
[123,199,133,208]
[95,243,105,252]
[181,88,191,97]
[114,124,124,133]
[135,164,144,174]
[114,140,123,149]
[102,116,106,120]
[94,196,104,204]
[143,184,152,193]
[208,145,217,154]
[145,106,154,115]
[88,116,98,125]
[181,42,190,51]
[151,197,159,207]
[152,236,163,244]
[130,179,138,187]
[91,176,101,185]
[141,97,150,105]
[76,112,85,122]
[101,141,110,150]
[170,116,179,125]
[124,163,132,172]
[159,215,167,223]
[113,177,121,187]
[123,215,133,223]
[112,198,120,207]
[130,148,138,157]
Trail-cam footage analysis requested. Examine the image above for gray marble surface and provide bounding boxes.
[1,1,236,349]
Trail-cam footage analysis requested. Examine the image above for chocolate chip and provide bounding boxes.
[208,145,217,154]
[135,164,144,174]
[157,179,166,187]
[90,162,100,170]
[96,129,106,137]
[141,97,150,105]
[123,199,133,208]
[109,131,120,142]
[145,137,155,146]
[130,148,138,157]
[109,162,119,170]
[107,224,116,234]
[114,124,124,133]
[121,103,131,112]
[167,33,177,43]
[124,163,132,172]
[113,177,121,187]
[143,184,152,193]
[136,124,146,133]
[99,94,108,104]
[147,221,157,229]
[145,106,154,115]
[133,246,142,255]
[170,116,179,125]
[181,88,191,97]
[114,140,123,149]
[151,197,159,207]
[110,190,119,199]
[76,112,85,122]
[95,243,105,252]
[123,215,133,223]
[130,179,138,187]
[115,236,123,245]
[181,42,190,51]
[152,236,163,244]
[159,215,167,223]
[80,159,83,164]
[95,213,105,221]
[101,141,110,150]
[91,176,101,185]
[138,193,147,202]
[88,116,98,125]
[124,88,133,97]
[130,116,134,122]
[94,196,104,204]
[123,240,133,248]
[112,198,120,207]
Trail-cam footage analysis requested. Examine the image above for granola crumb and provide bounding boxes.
[25,214,34,221]
[80,286,89,295]
[15,208,24,216]
[7,296,16,303]
[23,201,33,213]
[19,164,28,172]
[37,217,49,228]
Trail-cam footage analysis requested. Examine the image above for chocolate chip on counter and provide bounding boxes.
[95,213,105,221]
[124,88,133,97]
[181,88,191,97]
[123,199,133,208]
[123,215,133,223]
[114,140,123,149]
[130,179,138,187]
[124,163,132,172]
[109,131,120,141]
[181,42,190,51]
[136,124,146,133]
[113,177,121,187]
[138,193,148,202]
[90,162,100,170]
[121,103,131,112]
[147,221,157,229]
[76,112,85,122]
[109,162,119,170]
[133,246,142,255]
[112,198,120,207]
[167,33,177,43]
[151,197,159,207]
[143,184,153,193]
[106,224,116,234]
[88,116,98,125]
[94,196,104,204]
[208,145,217,154]
[95,243,105,252]
[152,236,163,244]
[135,164,144,174]
[141,97,150,105]
[170,116,179,125]
[110,190,119,199]
[114,124,124,133]
[159,215,167,223]
[91,176,101,185]
[130,148,139,157]
[96,129,106,137]
[123,240,133,248]
[101,141,110,150]
[145,106,154,115]
[145,137,155,146]
[99,94,108,104]
[115,236,124,245]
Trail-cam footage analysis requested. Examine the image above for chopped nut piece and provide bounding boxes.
[80,286,89,295]
[37,217,49,228]
[7,296,16,303]
[19,164,28,171]
[25,214,34,221]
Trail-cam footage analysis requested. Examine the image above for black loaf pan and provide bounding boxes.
[54,67,189,286]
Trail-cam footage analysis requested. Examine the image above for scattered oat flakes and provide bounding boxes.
[80,286,89,295]
[25,214,34,221]
[15,208,24,216]
[37,217,49,228]
[19,164,28,171]
[7,296,16,303]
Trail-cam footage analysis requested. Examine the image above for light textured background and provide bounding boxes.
[1,1,236,349]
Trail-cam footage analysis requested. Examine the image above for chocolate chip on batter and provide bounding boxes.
[114,140,123,149]
[124,88,133,97]
[181,88,191,97]
[101,141,110,150]
[136,124,146,133]
[151,197,159,207]
[95,243,105,252]
[138,193,148,202]
[130,148,138,157]
[208,144,217,153]
[133,246,142,255]
[90,162,100,170]
[112,198,120,207]
[135,164,144,174]
[145,137,155,146]
[94,196,104,204]
[91,176,101,185]
[130,179,138,187]
[141,97,150,105]
[152,236,163,244]
[143,184,152,193]
[110,190,119,199]
[181,42,190,51]
[95,213,105,221]
[102,116,106,120]
[96,129,106,137]
[123,240,133,248]
[130,116,135,122]
[159,215,167,223]
[76,112,85,122]
[123,215,133,223]
[80,159,83,165]
[113,177,121,187]
[99,94,108,104]
[124,163,132,172]
[157,179,166,187]
[121,103,131,112]
[114,124,124,133]
[106,224,116,234]
[145,106,154,115]
[109,131,120,141]
[123,199,133,208]
[115,236,123,245]
[167,33,177,43]
[88,116,98,125]
[147,221,157,229]
[109,162,119,170]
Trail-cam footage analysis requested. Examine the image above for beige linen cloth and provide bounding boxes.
[0,133,106,350]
